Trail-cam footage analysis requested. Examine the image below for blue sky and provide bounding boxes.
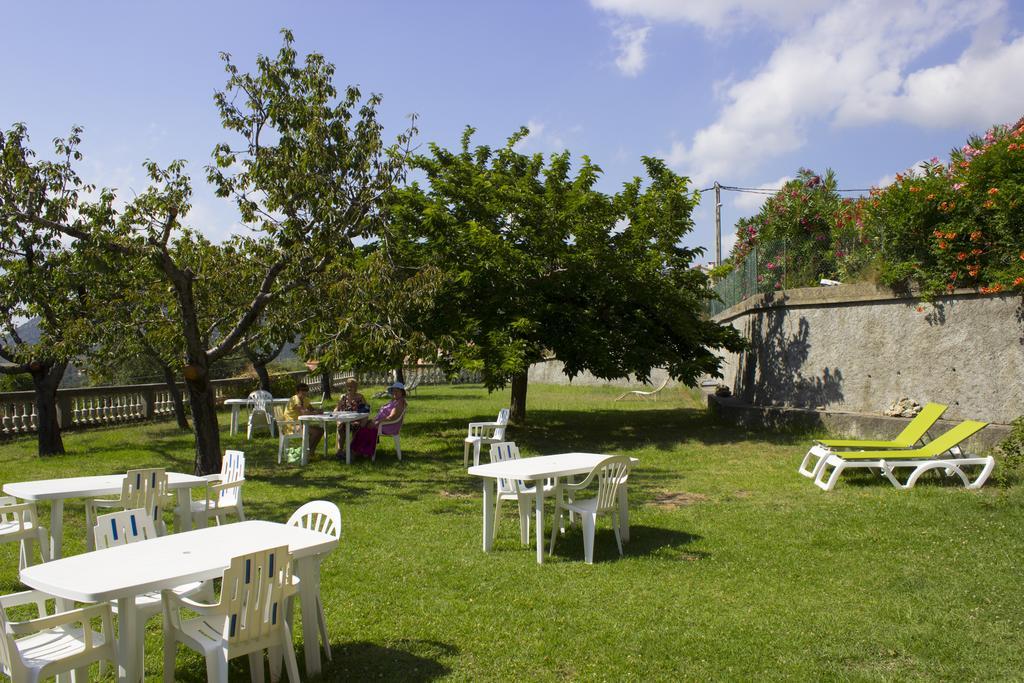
[2,1,1022,263]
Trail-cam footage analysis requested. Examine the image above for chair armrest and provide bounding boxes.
[0,589,53,614]
[85,497,122,511]
[202,473,224,483]
[6,602,112,637]
[162,588,221,615]
[467,422,501,438]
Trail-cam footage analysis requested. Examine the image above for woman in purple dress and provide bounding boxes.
[349,382,407,459]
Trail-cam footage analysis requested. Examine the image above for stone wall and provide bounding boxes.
[712,283,1024,425]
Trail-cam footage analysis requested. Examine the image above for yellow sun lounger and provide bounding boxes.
[813,420,994,491]
[799,403,947,479]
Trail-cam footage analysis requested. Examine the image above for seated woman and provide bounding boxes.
[334,378,370,455]
[349,382,407,459]
[284,382,323,454]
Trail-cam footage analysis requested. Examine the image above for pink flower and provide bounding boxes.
[952,183,965,191]
[765,262,775,270]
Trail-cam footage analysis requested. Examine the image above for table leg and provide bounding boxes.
[230,405,240,436]
[116,596,140,682]
[175,487,193,533]
[534,479,545,564]
[301,424,310,466]
[295,556,324,676]
[49,500,64,560]
[482,479,495,552]
[345,422,352,465]
[618,482,630,543]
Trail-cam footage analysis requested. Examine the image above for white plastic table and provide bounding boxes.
[224,397,290,436]
[20,520,338,682]
[299,411,368,464]
[467,453,637,564]
[3,472,208,559]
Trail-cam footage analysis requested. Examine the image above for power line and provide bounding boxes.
[700,184,872,194]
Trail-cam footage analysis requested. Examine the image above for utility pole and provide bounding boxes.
[714,181,722,266]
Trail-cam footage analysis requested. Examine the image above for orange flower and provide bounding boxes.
[938,240,948,250]
[987,187,999,195]
[946,284,955,293]
[950,271,959,280]
[968,266,979,277]
[915,306,924,313]
[933,230,944,238]
[926,193,936,200]
[1014,277,1024,287]
[971,248,983,256]
[944,232,958,239]
[970,230,983,241]
[956,252,967,261]
[984,200,995,208]
[938,201,949,211]
[909,186,920,192]
[1019,251,1024,261]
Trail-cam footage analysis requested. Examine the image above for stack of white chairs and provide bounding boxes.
[247,389,276,439]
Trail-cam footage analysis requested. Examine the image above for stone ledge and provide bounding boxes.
[711,282,1008,324]
[706,394,1010,453]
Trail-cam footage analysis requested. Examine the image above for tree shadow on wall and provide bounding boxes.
[738,313,844,409]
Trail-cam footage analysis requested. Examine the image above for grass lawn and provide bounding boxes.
[1,383,1023,681]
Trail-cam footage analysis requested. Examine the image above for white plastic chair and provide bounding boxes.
[247,390,276,439]
[285,501,341,664]
[182,450,246,528]
[373,405,407,462]
[93,508,210,668]
[162,545,301,683]
[84,468,170,551]
[488,442,556,546]
[464,408,510,467]
[0,496,49,570]
[0,589,116,683]
[548,455,632,564]
[615,378,669,401]
[274,405,304,464]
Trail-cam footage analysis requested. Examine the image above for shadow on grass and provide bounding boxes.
[321,638,456,680]
[547,524,704,562]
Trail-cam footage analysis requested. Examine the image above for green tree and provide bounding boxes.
[0,125,100,455]
[391,127,743,422]
[1,31,413,473]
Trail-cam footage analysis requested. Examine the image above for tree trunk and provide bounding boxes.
[160,364,190,430]
[31,361,66,456]
[254,362,272,393]
[510,371,528,425]
[394,366,406,384]
[183,362,222,476]
[319,370,331,400]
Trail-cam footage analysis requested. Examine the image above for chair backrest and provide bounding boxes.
[120,468,169,524]
[93,508,158,549]
[588,455,632,513]
[287,501,342,539]
[489,441,523,495]
[493,408,511,440]
[220,545,293,645]
[893,402,948,446]
[218,450,246,506]
[248,390,273,412]
[911,420,988,458]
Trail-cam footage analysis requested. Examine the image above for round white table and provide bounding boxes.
[298,411,369,464]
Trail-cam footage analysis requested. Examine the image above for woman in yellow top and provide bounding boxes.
[285,382,323,453]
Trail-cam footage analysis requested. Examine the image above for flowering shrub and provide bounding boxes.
[865,116,1024,298]
[728,168,866,290]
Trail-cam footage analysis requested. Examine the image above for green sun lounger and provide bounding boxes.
[799,403,947,478]
[813,419,993,491]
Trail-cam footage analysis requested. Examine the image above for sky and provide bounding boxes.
[2,0,1022,264]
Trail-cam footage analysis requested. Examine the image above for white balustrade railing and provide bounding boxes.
[1,364,478,439]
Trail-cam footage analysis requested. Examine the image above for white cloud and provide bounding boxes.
[613,24,651,77]
[590,0,821,33]
[512,119,576,153]
[731,176,791,213]
[617,0,1022,185]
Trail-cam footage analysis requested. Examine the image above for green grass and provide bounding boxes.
[2,383,1023,681]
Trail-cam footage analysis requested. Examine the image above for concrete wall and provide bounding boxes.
[527,360,679,389]
[712,283,1024,425]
